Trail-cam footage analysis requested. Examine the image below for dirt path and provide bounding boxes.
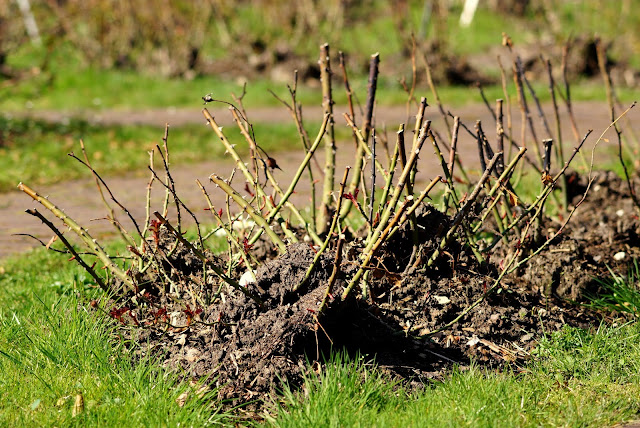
[2,101,634,259]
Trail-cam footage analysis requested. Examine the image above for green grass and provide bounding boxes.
[2,240,640,426]
[586,260,640,317]
[2,68,312,111]
[0,249,234,426]
[0,116,317,192]
[266,323,640,427]
[4,62,639,113]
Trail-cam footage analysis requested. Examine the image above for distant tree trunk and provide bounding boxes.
[15,0,41,45]
[459,0,479,27]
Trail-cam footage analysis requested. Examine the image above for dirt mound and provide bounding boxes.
[518,171,640,300]
[98,174,640,409]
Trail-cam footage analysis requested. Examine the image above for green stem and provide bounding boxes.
[209,175,287,253]
[296,167,350,292]
[317,43,336,234]
[153,212,263,306]
[427,153,501,267]
[19,183,135,292]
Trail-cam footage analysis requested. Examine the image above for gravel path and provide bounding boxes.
[2,101,633,259]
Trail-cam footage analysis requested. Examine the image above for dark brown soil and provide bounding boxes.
[95,168,640,411]
[519,171,640,300]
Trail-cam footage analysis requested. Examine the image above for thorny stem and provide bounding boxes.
[545,59,569,212]
[432,122,473,184]
[338,51,362,130]
[317,43,337,235]
[230,107,300,244]
[616,105,640,213]
[449,116,460,179]
[419,47,451,139]
[377,129,401,217]
[430,128,461,214]
[387,176,443,241]
[560,42,580,142]
[427,153,501,267]
[511,133,613,281]
[343,114,387,178]
[228,106,264,202]
[440,119,462,212]
[26,208,110,293]
[497,56,514,162]
[153,212,263,306]
[247,114,330,247]
[203,108,309,245]
[595,40,640,213]
[270,72,322,231]
[202,108,277,213]
[209,174,287,253]
[394,124,420,251]
[410,97,428,189]
[197,179,257,276]
[512,105,636,276]
[362,54,379,145]
[341,53,380,220]
[342,198,412,301]
[477,83,496,123]
[404,34,419,116]
[18,182,136,291]
[363,121,430,257]
[481,131,592,254]
[471,147,527,234]
[514,57,544,168]
[142,150,155,245]
[68,152,142,249]
[370,129,376,225]
[404,98,428,247]
[296,167,350,292]
[79,139,131,247]
[161,124,171,218]
[147,165,205,250]
[522,62,553,141]
[318,232,345,314]
[495,100,505,173]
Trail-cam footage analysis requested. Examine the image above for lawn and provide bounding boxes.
[0,248,234,426]
[1,247,639,426]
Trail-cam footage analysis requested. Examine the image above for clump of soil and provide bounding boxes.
[101,172,640,409]
[518,171,640,300]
